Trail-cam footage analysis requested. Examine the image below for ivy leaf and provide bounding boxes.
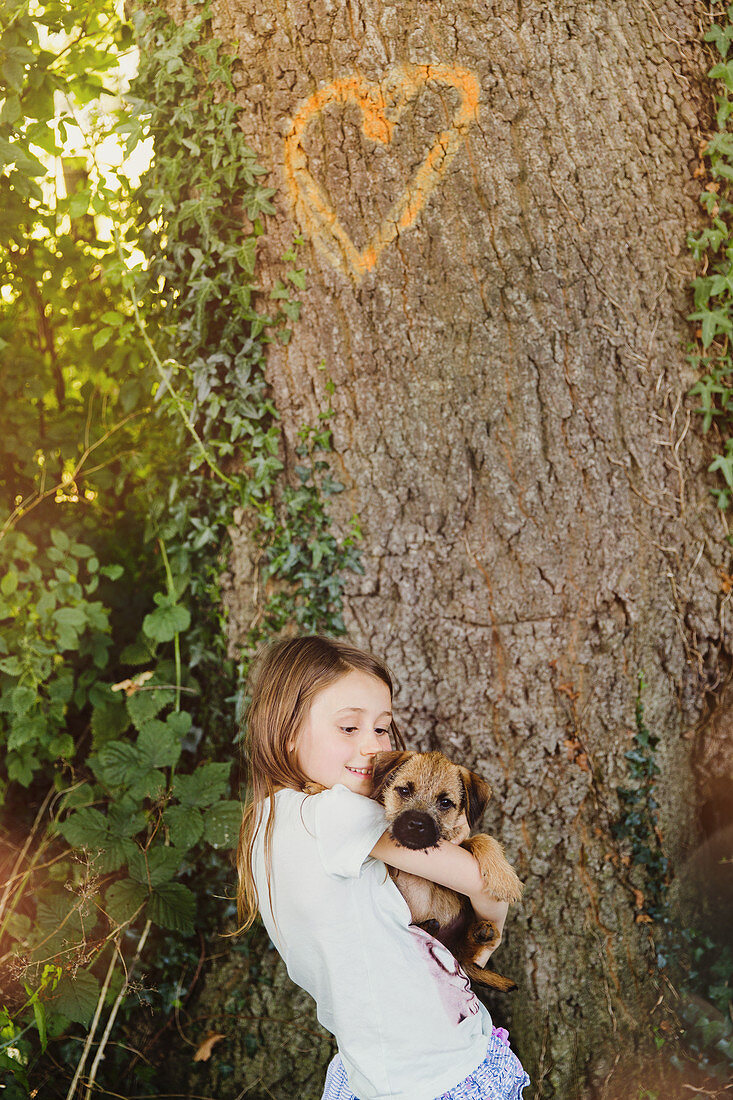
[147,881,195,933]
[203,800,242,848]
[172,762,231,808]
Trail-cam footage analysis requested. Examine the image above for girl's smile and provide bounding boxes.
[291,669,393,793]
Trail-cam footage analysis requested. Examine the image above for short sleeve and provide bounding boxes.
[310,785,388,878]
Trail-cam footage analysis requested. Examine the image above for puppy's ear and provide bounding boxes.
[458,767,491,827]
[371,750,413,803]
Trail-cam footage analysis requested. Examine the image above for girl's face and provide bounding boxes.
[292,669,393,794]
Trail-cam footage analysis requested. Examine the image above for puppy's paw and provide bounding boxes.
[470,919,500,949]
[463,834,524,903]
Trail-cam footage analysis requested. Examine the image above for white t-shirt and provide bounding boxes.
[252,784,492,1100]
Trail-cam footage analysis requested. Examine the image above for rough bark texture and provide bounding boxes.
[160,1,733,1096]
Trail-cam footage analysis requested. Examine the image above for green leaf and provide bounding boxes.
[0,655,23,675]
[92,326,114,351]
[58,807,109,849]
[99,564,124,580]
[203,800,242,848]
[147,881,195,933]
[51,969,100,1026]
[1,569,18,596]
[125,681,175,729]
[96,741,145,787]
[50,529,70,552]
[142,601,190,642]
[164,804,204,849]
[104,879,148,926]
[172,762,231,808]
[137,719,181,769]
[32,995,47,1051]
[128,845,180,887]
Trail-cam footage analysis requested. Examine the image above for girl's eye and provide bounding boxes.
[340,726,358,734]
[376,727,390,737]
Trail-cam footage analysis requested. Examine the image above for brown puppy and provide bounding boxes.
[371,750,523,992]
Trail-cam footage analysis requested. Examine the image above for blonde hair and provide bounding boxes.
[236,635,405,930]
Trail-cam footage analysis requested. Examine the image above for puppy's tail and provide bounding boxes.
[464,963,517,993]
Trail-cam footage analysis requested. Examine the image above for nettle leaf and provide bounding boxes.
[91,694,130,745]
[172,762,231,808]
[58,807,109,849]
[203,800,242,848]
[126,681,175,729]
[127,768,166,802]
[166,710,192,738]
[58,783,96,814]
[93,837,138,874]
[96,741,145,787]
[104,879,149,926]
[142,599,190,643]
[164,804,204,850]
[147,881,195,933]
[120,637,156,665]
[35,893,84,940]
[7,748,37,786]
[137,719,181,769]
[107,804,147,839]
[128,845,180,888]
[7,713,45,751]
[49,969,100,1026]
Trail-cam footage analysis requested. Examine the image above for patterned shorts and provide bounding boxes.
[321,1027,530,1100]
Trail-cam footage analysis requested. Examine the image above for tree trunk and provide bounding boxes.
[163,2,731,1096]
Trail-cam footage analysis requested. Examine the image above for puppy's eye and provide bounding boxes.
[438,797,456,811]
[396,786,411,797]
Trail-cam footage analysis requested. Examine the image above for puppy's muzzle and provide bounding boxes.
[391,810,439,849]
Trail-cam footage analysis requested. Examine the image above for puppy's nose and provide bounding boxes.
[392,811,439,849]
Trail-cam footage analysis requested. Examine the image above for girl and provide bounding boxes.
[238,635,530,1100]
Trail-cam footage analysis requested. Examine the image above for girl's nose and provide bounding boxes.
[359,731,382,755]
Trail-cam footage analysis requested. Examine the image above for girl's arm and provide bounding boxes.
[370,831,510,932]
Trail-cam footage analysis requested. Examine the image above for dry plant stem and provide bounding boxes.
[82,918,153,1100]
[64,937,120,1100]
[0,785,54,932]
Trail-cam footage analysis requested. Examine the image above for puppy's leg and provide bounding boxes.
[462,834,523,903]
[457,917,500,965]
[462,961,517,993]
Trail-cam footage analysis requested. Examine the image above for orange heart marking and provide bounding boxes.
[283,65,480,280]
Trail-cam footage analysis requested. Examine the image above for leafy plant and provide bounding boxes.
[0,1,362,1096]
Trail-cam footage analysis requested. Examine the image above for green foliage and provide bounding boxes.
[612,673,669,925]
[0,1,361,1096]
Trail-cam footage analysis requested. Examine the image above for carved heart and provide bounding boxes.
[283,65,480,280]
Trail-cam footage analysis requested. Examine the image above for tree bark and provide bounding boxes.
[162,2,732,1096]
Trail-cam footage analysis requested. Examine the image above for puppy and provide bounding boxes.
[371,750,522,992]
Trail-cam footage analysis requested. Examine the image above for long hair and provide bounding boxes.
[236,635,405,931]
